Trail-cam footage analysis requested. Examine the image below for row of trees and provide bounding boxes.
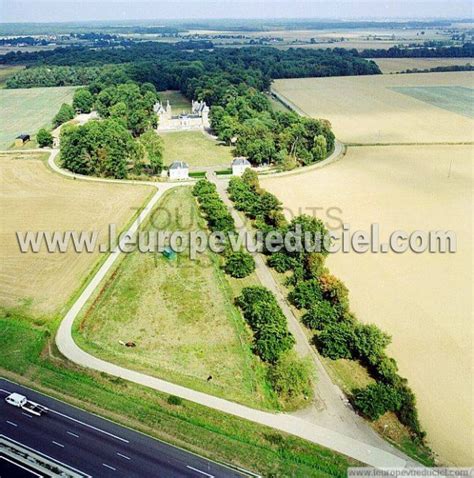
[236,286,313,406]
[192,180,256,279]
[227,170,425,439]
[360,42,473,58]
[192,180,311,407]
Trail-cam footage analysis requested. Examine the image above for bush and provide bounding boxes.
[53,103,75,127]
[36,128,53,148]
[167,395,183,406]
[353,323,391,367]
[318,273,349,309]
[269,352,313,405]
[373,355,399,384]
[305,252,327,278]
[352,383,403,421]
[267,252,296,273]
[316,322,355,360]
[224,251,256,278]
[302,300,339,330]
[288,279,323,309]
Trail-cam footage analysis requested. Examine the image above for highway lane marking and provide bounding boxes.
[186,465,215,477]
[116,452,131,460]
[103,463,116,471]
[22,412,33,418]
[49,409,129,443]
[6,421,18,427]
[67,431,79,438]
[1,434,92,478]
[52,441,65,448]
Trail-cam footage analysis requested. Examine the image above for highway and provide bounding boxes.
[0,379,244,478]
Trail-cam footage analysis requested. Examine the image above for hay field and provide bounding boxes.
[0,86,75,148]
[0,152,153,316]
[373,58,474,74]
[273,72,474,144]
[76,187,274,408]
[261,145,473,465]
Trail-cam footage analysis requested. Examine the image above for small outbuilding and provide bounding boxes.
[231,157,251,176]
[168,161,189,180]
[15,134,30,147]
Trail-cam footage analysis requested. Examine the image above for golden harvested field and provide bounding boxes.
[261,145,473,465]
[273,72,474,144]
[373,57,474,74]
[0,152,153,317]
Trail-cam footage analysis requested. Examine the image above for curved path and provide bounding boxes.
[36,148,418,468]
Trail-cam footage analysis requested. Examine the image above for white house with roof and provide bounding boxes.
[168,161,189,180]
[231,157,251,176]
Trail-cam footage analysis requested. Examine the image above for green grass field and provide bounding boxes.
[391,86,474,119]
[158,90,192,113]
[0,86,75,148]
[161,131,234,168]
[75,187,276,409]
[0,310,357,477]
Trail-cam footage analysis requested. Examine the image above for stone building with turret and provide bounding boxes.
[155,99,210,132]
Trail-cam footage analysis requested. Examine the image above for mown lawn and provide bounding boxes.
[161,131,234,168]
[158,90,192,113]
[0,309,359,477]
[0,86,75,148]
[75,187,276,409]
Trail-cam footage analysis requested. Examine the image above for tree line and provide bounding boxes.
[360,42,473,58]
[192,179,312,408]
[228,169,426,440]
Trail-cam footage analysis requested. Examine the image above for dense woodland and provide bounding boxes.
[5,42,380,175]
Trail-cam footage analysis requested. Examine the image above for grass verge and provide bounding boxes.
[0,309,358,477]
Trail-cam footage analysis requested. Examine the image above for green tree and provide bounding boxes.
[316,321,355,360]
[288,279,323,309]
[36,128,53,148]
[53,103,75,127]
[353,324,391,366]
[302,300,339,330]
[139,130,163,174]
[352,383,403,421]
[73,88,94,113]
[224,251,255,278]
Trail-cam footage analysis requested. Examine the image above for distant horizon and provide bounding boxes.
[1,16,473,25]
[1,0,473,24]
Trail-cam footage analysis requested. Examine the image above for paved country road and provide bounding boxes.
[0,379,244,478]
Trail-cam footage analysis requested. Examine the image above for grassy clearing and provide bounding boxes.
[76,187,276,409]
[0,86,76,148]
[158,90,192,112]
[0,152,154,316]
[161,130,234,168]
[0,309,359,477]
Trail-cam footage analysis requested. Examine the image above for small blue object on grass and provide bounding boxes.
[162,247,177,260]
